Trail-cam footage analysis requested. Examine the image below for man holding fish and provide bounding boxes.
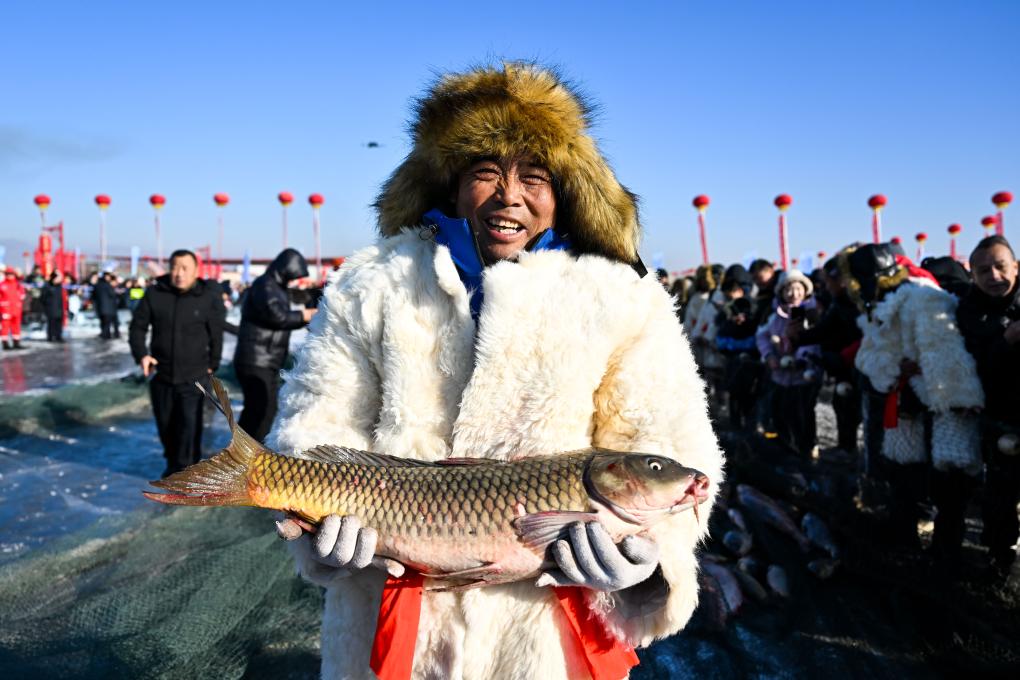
[151,63,724,680]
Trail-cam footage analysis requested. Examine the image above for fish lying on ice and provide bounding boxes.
[144,379,711,589]
[701,561,743,614]
[807,558,840,580]
[766,565,790,598]
[722,529,753,556]
[736,484,811,552]
[801,512,840,558]
[727,507,748,532]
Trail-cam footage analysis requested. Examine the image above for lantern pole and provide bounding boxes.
[774,194,792,270]
[691,195,710,265]
[993,191,1013,236]
[868,195,887,244]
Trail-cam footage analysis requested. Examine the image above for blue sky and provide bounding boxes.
[1,1,1018,271]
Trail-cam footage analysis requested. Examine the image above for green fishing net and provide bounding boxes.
[0,506,322,679]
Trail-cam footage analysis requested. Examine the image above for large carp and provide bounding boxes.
[144,379,711,588]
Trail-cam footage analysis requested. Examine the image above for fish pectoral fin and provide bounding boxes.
[513,511,599,553]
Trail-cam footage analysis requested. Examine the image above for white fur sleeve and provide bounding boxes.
[266,249,386,581]
[589,286,724,647]
[909,289,984,411]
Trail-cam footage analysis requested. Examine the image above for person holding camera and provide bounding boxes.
[233,248,318,442]
[755,270,822,457]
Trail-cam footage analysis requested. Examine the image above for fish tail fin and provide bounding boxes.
[143,378,268,507]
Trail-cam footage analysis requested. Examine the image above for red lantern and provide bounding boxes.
[817,251,826,260]
[278,191,294,206]
[692,194,710,211]
[774,194,793,211]
[948,224,962,260]
[150,194,166,209]
[992,191,1013,209]
[915,232,928,243]
[95,194,111,209]
[947,223,962,236]
[890,236,902,245]
[213,192,230,207]
[691,195,710,265]
[34,194,51,210]
[867,194,887,209]
[982,215,997,230]
[308,193,325,208]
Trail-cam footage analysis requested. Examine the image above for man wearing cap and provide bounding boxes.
[268,63,722,680]
[957,235,1020,575]
[844,243,983,557]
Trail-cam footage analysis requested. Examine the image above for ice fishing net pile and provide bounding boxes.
[0,506,322,680]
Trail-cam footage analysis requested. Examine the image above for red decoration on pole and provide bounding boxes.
[34,194,51,229]
[150,194,166,270]
[309,193,325,279]
[691,195,710,265]
[213,193,229,271]
[890,236,902,246]
[817,251,826,260]
[95,194,111,265]
[915,232,928,261]
[981,215,997,233]
[278,191,294,249]
[867,194,887,244]
[774,194,792,270]
[992,191,1013,236]
[947,224,962,261]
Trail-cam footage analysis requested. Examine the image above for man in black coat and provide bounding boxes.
[129,249,225,477]
[93,272,120,339]
[957,235,1020,574]
[233,248,317,441]
[40,271,65,342]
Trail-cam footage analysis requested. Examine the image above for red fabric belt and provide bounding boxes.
[883,376,909,429]
[369,573,639,680]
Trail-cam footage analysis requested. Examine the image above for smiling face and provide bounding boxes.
[454,156,557,264]
[782,281,807,306]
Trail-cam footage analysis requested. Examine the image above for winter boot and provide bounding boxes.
[12,340,22,349]
[2,340,10,350]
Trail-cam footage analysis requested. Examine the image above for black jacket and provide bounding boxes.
[93,278,119,316]
[40,283,64,319]
[234,249,309,371]
[957,283,1020,426]
[129,276,225,384]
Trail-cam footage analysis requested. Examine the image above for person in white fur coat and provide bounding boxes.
[844,243,983,552]
[267,63,723,680]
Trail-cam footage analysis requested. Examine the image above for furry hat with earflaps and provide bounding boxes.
[374,62,641,265]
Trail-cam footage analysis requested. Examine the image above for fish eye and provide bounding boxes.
[647,459,662,472]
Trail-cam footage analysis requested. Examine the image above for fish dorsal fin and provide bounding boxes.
[298,445,436,467]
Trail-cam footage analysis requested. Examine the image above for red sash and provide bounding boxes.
[370,574,639,680]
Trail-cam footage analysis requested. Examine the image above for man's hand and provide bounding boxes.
[140,355,158,377]
[535,522,659,592]
[1005,320,1020,346]
[302,308,318,323]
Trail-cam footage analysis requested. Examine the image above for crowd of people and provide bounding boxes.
[669,236,1020,579]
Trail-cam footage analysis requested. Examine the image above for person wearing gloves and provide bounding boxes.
[755,270,822,457]
[844,243,984,556]
[233,248,318,442]
[956,236,1020,575]
[269,63,723,680]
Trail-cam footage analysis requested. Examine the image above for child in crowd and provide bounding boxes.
[756,270,822,457]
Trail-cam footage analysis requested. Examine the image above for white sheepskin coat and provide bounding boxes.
[854,280,984,472]
[268,232,723,680]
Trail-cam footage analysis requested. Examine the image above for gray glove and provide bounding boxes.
[276,514,404,587]
[535,521,659,592]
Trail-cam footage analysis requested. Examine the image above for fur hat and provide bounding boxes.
[840,243,908,307]
[374,62,641,264]
[776,269,813,298]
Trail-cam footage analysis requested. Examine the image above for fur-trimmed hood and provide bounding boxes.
[374,62,641,264]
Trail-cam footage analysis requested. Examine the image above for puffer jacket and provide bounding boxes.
[234,249,309,370]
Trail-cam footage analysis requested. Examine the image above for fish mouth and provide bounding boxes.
[669,473,712,522]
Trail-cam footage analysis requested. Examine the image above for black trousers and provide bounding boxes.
[833,381,862,453]
[982,440,1020,568]
[931,467,978,561]
[150,378,207,477]
[236,364,281,443]
[771,382,818,457]
[99,314,120,339]
[46,316,63,341]
[860,378,888,478]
